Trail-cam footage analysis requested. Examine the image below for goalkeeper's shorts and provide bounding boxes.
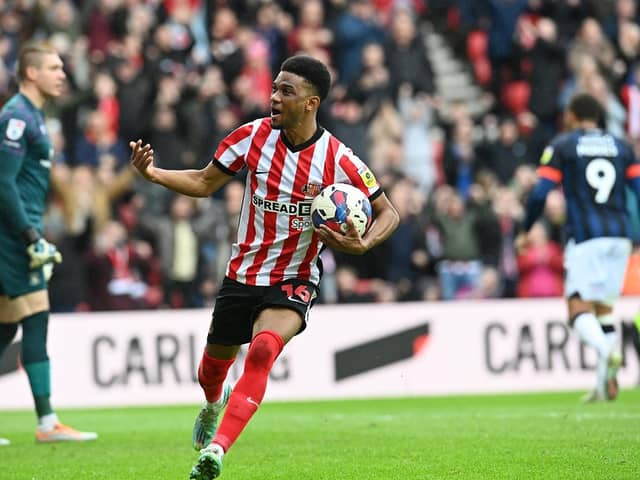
[0,229,47,298]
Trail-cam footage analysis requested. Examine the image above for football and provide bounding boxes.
[311,183,372,236]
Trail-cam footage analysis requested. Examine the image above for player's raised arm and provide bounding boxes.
[129,139,233,197]
[316,192,399,255]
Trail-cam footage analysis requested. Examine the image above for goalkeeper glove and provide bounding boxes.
[24,230,62,269]
[43,262,54,282]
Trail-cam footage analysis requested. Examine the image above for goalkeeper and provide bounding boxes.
[0,42,96,444]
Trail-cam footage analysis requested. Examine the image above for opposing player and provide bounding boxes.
[0,42,97,442]
[517,93,640,402]
[129,55,399,479]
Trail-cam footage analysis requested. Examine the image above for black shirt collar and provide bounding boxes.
[279,125,325,152]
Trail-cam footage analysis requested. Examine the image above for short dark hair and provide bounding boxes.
[281,55,331,102]
[568,93,604,123]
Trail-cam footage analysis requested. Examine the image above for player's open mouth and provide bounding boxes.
[271,107,282,120]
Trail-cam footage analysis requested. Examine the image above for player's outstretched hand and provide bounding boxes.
[129,139,155,181]
[315,217,367,255]
[27,238,62,269]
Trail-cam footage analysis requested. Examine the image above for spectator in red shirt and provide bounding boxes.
[516,221,563,297]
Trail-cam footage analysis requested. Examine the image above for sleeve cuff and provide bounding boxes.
[21,227,40,245]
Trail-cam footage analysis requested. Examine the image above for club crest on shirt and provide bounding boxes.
[302,183,322,197]
[6,118,26,141]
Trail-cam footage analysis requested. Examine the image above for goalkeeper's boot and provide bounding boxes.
[605,351,622,401]
[192,383,232,450]
[0,438,9,446]
[36,423,98,443]
[190,443,224,480]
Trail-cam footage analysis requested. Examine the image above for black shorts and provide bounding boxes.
[207,277,319,346]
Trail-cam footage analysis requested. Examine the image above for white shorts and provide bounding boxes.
[564,237,632,305]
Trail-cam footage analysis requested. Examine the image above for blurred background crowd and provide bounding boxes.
[2,0,640,311]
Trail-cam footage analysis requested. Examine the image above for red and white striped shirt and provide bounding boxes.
[213,117,381,286]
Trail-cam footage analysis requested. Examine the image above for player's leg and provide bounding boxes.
[192,308,298,480]
[0,287,21,356]
[568,296,611,401]
[633,312,640,384]
[17,296,97,442]
[0,321,18,358]
[0,315,17,447]
[192,278,256,452]
[212,308,297,452]
[0,283,22,446]
[192,343,238,450]
[588,238,631,400]
[595,303,622,400]
[565,238,629,401]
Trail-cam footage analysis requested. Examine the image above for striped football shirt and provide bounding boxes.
[212,117,382,286]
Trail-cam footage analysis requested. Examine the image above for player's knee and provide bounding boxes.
[245,333,281,371]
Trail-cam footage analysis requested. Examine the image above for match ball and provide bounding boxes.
[311,183,372,236]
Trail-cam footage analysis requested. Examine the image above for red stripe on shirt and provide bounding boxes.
[626,164,640,179]
[244,136,288,284]
[338,154,369,195]
[323,135,339,185]
[537,165,562,183]
[228,154,245,172]
[214,122,253,162]
[227,120,272,281]
[270,144,316,283]
[297,135,339,279]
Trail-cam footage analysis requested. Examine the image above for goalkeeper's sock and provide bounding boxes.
[213,331,283,452]
[38,413,59,432]
[24,360,53,417]
[198,351,235,404]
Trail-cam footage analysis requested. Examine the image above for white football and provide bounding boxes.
[311,183,372,236]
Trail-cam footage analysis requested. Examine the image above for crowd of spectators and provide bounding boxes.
[1,0,640,311]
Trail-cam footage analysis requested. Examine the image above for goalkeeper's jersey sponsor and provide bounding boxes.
[0,93,53,235]
[212,117,382,287]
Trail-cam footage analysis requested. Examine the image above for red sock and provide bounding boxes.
[198,351,235,403]
[213,330,284,452]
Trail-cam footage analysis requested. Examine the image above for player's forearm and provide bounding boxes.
[0,178,32,235]
[523,179,555,231]
[362,206,399,251]
[149,167,212,197]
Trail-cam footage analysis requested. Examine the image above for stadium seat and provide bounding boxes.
[501,81,531,115]
[466,30,488,62]
[473,58,492,86]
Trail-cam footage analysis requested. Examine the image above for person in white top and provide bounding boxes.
[129,55,399,480]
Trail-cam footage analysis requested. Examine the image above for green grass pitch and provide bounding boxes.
[1,390,639,479]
